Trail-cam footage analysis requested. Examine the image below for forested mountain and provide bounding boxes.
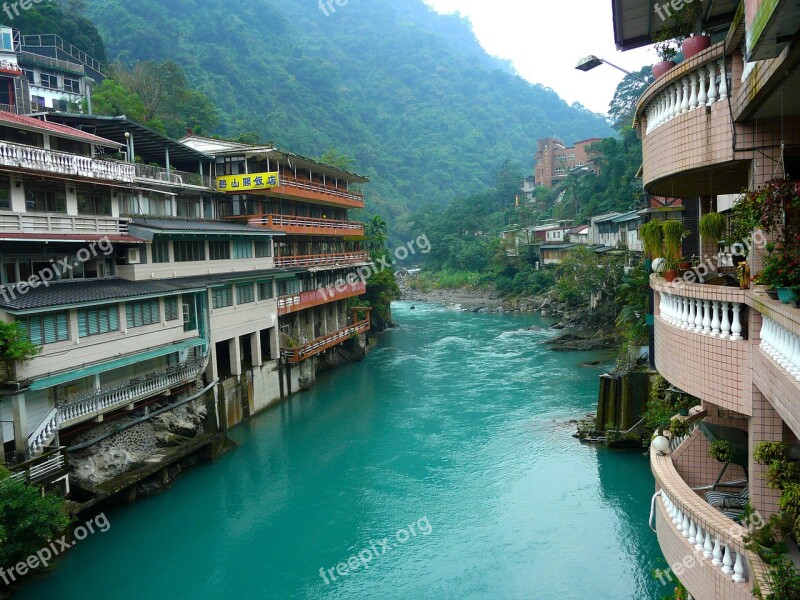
[77,0,611,229]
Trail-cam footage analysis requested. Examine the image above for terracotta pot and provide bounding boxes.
[678,261,691,270]
[682,35,711,60]
[652,61,677,79]
[664,269,679,283]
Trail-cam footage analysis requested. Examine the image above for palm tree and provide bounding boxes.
[365,215,388,258]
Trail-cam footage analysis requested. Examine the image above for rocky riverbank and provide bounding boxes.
[397,277,616,352]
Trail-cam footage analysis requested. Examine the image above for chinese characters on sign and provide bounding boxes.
[216,172,280,192]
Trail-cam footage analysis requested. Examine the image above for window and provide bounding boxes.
[254,240,272,258]
[276,279,301,296]
[258,280,274,300]
[233,240,252,259]
[25,181,66,212]
[0,175,9,210]
[40,72,58,89]
[209,241,230,260]
[165,297,179,321]
[151,240,170,263]
[237,283,255,304]
[63,78,80,94]
[78,306,119,337]
[31,95,45,108]
[212,286,233,309]
[173,241,205,262]
[126,299,160,328]
[0,31,12,51]
[22,69,34,83]
[77,188,111,215]
[18,312,69,345]
[177,197,200,218]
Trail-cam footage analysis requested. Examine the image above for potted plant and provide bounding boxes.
[744,512,790,563]
[678,257,691,270]
[652,22,682,78]
[662,219,688,282]
[708,439,734,463]
[699,212,727,250]
[669,416,692,438]
[640,220,664,272]
[737,261,751,289]
[679,0,712,59]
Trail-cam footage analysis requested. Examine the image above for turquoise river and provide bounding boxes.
[16,302,667,600]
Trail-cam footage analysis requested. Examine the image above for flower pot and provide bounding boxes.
[768,289,780,301]
[652,61,677,79]
[753,284,771,294]
[678,261,691,270]
[778,288,798,304]
[664,269,679,283]
[682,35,712,60]
[678,408,689,416]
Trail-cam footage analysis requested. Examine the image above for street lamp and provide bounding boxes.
[576,55,648,84]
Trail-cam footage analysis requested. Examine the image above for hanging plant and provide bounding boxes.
[669,417,692,439]
[699,212,727,248]
[640,220,664,260]
[708,439,734,463]
[662,219,688,270]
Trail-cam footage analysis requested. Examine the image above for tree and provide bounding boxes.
[0,322,40,382]
[89,79,147,123]
[364,215,389,259]
[320,149,356,171]
[0,467,72,569]
[608,67,653,130]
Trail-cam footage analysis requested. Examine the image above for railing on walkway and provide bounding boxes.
[0,140,136,183]
[135,163,211,188]
[274,252,369,268]
[245,214,365,236]
[9,448,67,487]
[659,291,746,340]
[760,317,800,382]
[280,174,364,205]
[58,357,206,426]
[27,407,59,456]
[278,281,366,316]
[282,320,370,364]
[0,211,129,233]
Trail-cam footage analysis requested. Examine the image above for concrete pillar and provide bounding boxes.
[65,182,78,216]
[270,327,280,360]
[9,177,25,212]
[11,392,27,462]
[230,337,242,376]
[209,344,220,381]
[251,332,262,367]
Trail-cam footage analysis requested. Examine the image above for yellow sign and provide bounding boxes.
[216,172,280,192]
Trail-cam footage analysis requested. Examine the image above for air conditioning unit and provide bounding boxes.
[126,248,141,264]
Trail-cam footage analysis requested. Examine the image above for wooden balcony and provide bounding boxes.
[245,214,364,237]
[278,281,366,316]
[272,174,364,208]
[282,319,370,364]
[274,251,369,268]
[0,140,136,183]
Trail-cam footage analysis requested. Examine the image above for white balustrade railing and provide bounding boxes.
[58,358,205,425]
[760,317,800,381]
[644,57,729,135]
[660,490,748,584]
[27,406,60,456]
[0,211,129,233]
[0,140,136,183]
[277,295,301,310]
[659,292,744,340]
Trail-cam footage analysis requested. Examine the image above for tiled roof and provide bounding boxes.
[0,111,123,147]
[0,268,304,312]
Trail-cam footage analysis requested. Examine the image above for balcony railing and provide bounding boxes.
[9,448,67,487]
[282,319,370,364]
[18,50,84,76]
[0,141,136,183]
[760,317,800,382]
[27,406,59,456]
[0,211,130,234]
[278,281,366,316]
[135,164,211,188]
[274,251,369,268]
[279,174,365,207]
[58,357,206,427]
[245,214,365,236]
[659,290,746,340]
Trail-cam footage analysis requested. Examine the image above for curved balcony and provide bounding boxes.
[651,440,764,600]
[652,276,752,414]
[636,43,748,196]
[275,174,365,209]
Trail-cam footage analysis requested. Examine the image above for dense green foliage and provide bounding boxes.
[80,0,610,229]
[0,467,72,569]
[0,322,40,379]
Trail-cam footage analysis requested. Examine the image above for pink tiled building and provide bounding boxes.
[612,1,800,598]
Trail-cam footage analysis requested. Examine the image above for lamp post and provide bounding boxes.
[575,55,648,84]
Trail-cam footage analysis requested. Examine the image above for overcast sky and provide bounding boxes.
[423,0,654,116]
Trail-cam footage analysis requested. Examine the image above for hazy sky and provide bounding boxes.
[423,0,654,116]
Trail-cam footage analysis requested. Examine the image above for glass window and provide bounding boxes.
[236,283,254,304]
[232,240,252,259]
[209,241,230,261]
[151,240,170,264]
[63,78,80,94]
[258,281,274,300]
[0,175,10,210]
[165,297,179,321]
[212,286,233,309]
[254,240,272,258]
[24,181,66,212]
[40,73,58,89]
[76,188,111,215]
[177,197,200,218]
[173,241,205,262]
[18,312,69,345]
[1,32,12,51]
[78,306,119,337]
[126,299,160,328]
[276,279,301,296]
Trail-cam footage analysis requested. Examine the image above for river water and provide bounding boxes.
[16,302,665,600]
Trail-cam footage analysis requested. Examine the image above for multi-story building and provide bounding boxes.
[612,1,800,597]
[0,111,371,502]
[0,26,101,114]
[533,137,601,188]
[180,134,371,392]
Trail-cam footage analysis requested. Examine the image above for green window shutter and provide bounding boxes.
[78,310,88,338]
[42,314,57,344]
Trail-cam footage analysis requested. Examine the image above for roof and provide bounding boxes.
[591,212,623,224]
[573,138,603,146]
[0,111,123,148]
[0,233,141,244]
[129,218,283,237]
[540,243,576,250]
[180,133,370,183]
[0,268,305,312]
[570,225,590,235]
[42,114,211,166]
[611,211,644,223]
